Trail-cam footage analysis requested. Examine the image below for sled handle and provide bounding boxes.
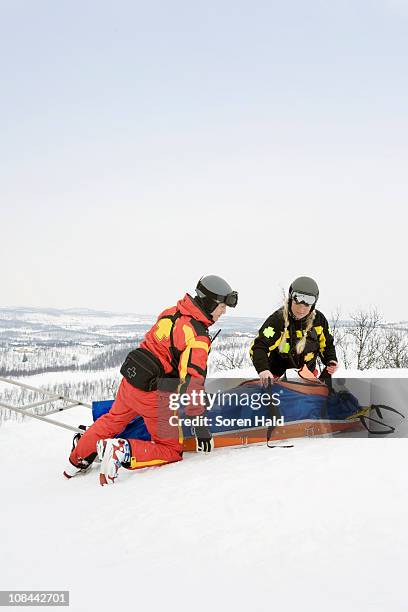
[371,404,405,420]
[359,415,395,435]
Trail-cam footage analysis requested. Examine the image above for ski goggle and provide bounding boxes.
[196,282,238,308]
[224,291,238,308]
[291,291,316,306]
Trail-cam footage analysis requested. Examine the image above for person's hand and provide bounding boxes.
[326,361,338,375]
[193,425,214,453]
[259,370,274,386]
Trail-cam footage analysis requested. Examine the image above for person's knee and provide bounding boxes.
[92,413,129,437]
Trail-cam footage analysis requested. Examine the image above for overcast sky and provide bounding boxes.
[1,0,407,322]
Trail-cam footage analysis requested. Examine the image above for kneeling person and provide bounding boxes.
[64,275,238,484]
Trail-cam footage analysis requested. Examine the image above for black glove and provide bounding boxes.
[319,361,337,391]
[193,424,214,454]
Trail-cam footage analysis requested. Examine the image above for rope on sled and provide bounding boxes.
[356,404,405,435]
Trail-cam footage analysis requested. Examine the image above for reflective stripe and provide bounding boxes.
[314,325,326,354]
[130,457,168,469]
[179,346,191,380]
[183,325,210,353]
[179,325,209,380]
[268,333,283,354]
[191,341,210,352]
[183,324,195,345]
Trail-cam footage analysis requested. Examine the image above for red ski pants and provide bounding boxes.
[70,378,183,470]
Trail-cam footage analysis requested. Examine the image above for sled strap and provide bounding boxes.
[359,415,395,435]
[265,380,291,446]
[359,403,405,435]
[371,404,405,420]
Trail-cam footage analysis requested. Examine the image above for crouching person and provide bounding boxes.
[63,275,238,485]
[250,276,338,385]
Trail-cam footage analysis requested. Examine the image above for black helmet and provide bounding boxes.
[195,275,238,316]
[289,276,319,308]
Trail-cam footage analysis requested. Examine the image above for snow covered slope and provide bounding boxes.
[1,374,408,612]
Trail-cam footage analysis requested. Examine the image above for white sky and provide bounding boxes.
[1,0,407,322]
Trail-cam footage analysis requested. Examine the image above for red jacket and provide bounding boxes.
[140,294,212,414]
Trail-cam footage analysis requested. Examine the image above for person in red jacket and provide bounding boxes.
[64,275,238,485]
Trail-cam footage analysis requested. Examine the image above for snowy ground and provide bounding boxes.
[1,373,408,611]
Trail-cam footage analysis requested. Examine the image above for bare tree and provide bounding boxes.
[379,330,408,368]
[346,308,383,370]
[212,349,249,371]
[105,379,119,399]
[329,308,352,368]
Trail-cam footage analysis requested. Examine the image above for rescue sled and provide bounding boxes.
[92,374,404,450]
[1,374,404,451]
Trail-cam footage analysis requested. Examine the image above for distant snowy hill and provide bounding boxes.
[0,306,156,345]
[1,306,406,348]
[0,307,259,385]
[0,306,263,348]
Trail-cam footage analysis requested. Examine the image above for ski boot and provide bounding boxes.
[97,438,131,486]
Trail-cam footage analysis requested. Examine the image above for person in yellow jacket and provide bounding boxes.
[250,276,338,385]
